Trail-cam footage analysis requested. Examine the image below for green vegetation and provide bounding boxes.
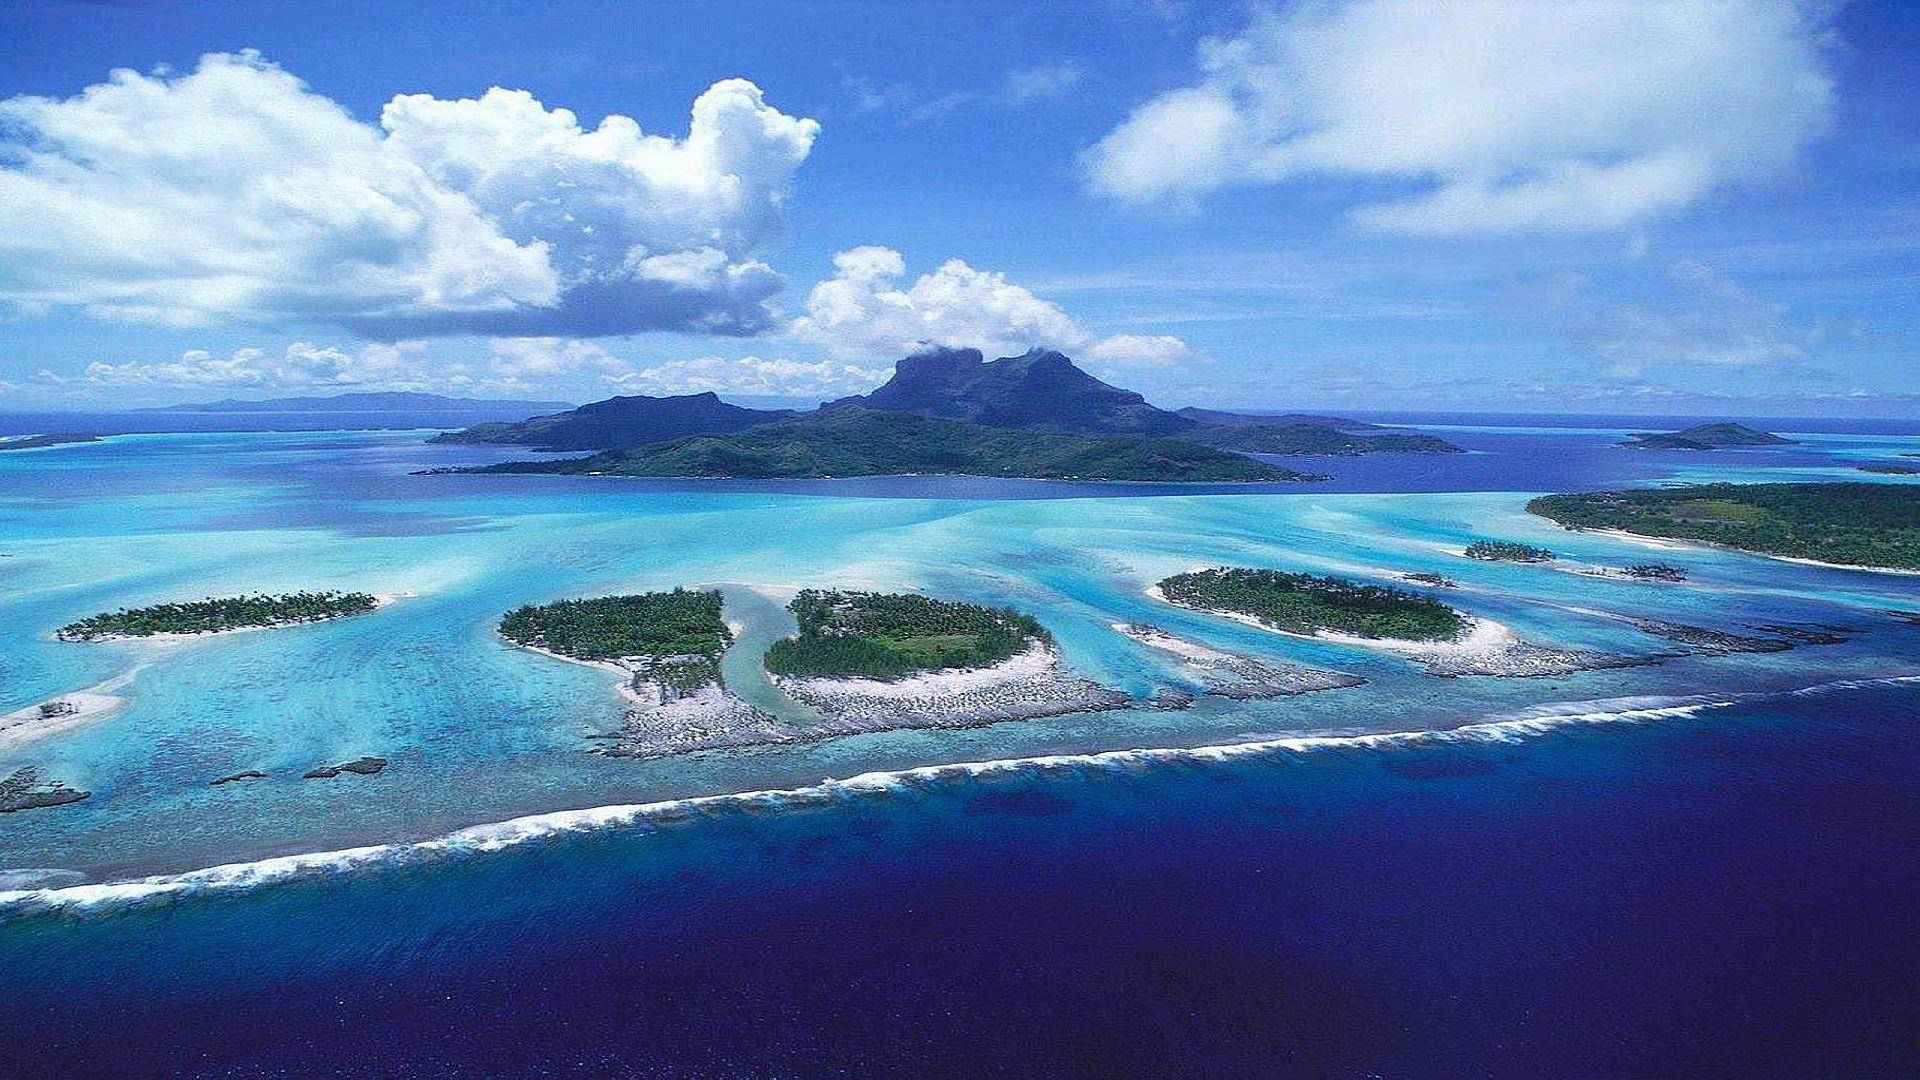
[1528,482,1920,570]
[1158,567,1465,642]
[1198,424,1464,456]
[1859,462,1920,475]
[500,590,729,693]
[59,591,378,640]
[765,589,1046,679]
[1619,423,1795,451]
[463,409,1322,483]
[1402,572,1458,587]
[1622,564,1688,581]
[1464,540,1556,562]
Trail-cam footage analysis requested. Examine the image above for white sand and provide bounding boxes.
[61,593,400,644]
[0,673,136,749]
[1582,527,1920,577]
[780,642,1059,699]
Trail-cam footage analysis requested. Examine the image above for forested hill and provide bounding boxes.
[456,408,1325,483]
[429,392,795,450]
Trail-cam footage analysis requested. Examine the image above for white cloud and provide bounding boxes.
[606,355,887,397]
[1551,259,1815,374]
[999,63,1088,106]
[0,52,818,336]
[55,342,440,389]
[791,246,1199,370]
[1088,0,1835,233]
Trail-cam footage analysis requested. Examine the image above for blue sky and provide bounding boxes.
[1,0,1914,416]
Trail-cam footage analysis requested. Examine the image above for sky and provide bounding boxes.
[0,0,1915,417]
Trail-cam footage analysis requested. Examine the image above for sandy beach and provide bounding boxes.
[1114,623,1364,698]
[0,673,136,749]
[775,642,1128,731]
[1578,527,1920,576]
[58,593,402,644]
[1147,584,1649,678]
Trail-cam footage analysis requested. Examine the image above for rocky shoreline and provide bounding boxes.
[774,643,1129,733]
[1114,623,1364,699]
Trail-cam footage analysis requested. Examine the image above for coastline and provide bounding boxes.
[1113,622,1364,698]
[6,681,1828,913]
[59,593,402,644]
[774,641,1129,730]
[0,670,139,749]
[1145,583,1650,677]
[1570,526,1920,577]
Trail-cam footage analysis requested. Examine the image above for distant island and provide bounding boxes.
[58,591,382,641]
[1156,568,1465,642]
[1528,482,1920,570]
[1618,422,1796,451]
[767,589,1044,679]
[430,346,1462,483]
[153,391,572,415]
[453,408,1323,483]
[1859,462,1920,475]
[0,433,101,451]
[1464,540,1556,563]
[430,392,791,450]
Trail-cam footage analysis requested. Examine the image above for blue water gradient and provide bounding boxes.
[1,414,1917,1075]
[0,679,1913,1077]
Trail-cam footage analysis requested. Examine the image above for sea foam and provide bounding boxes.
[0,692,1745,918]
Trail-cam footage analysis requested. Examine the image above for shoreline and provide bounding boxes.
[59,593,402,644]
[5,670,1915,906]
[1569,527,1920,577]
[0,670,140,749]
[1145,583,1651,678]
[774,641,1129,731]
[1113,622,1364,698]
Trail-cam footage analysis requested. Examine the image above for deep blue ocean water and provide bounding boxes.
[1,410,1916,1077]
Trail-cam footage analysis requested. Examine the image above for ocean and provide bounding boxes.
[0,412,1915,1076]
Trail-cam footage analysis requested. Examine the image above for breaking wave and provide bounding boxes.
[0,692,1754,919]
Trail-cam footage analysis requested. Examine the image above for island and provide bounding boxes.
[500,589,784,756]
[766,589,1127,727]
[58,590,383,641]
[1154,566,1650,678]
[1527,482,1920,571]
[453,408,1323,483]
[1622,563,1688,582]
[1155,568,1465,642]
[153,391,571,417]
[1618,422,1796,451]
[429,392,792,450]
[432,346,1459,482]
[1859,462,1920,475]
[1463,540,1556,563]
[0,433,101,451]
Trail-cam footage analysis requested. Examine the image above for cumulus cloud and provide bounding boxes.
[606,355,887,397]
[53,342,441,390]
[1088,0,1835,233]
[791,246,1199,368]
[0,51,818,335]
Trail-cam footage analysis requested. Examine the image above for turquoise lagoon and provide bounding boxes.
[2,422,1918,887]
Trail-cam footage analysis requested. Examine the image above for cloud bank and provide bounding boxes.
[1088,0,1835,233]
[0,51,818,336]
[791,246,1198,368]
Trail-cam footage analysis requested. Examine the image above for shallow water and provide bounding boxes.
[0,415,1916,1075]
